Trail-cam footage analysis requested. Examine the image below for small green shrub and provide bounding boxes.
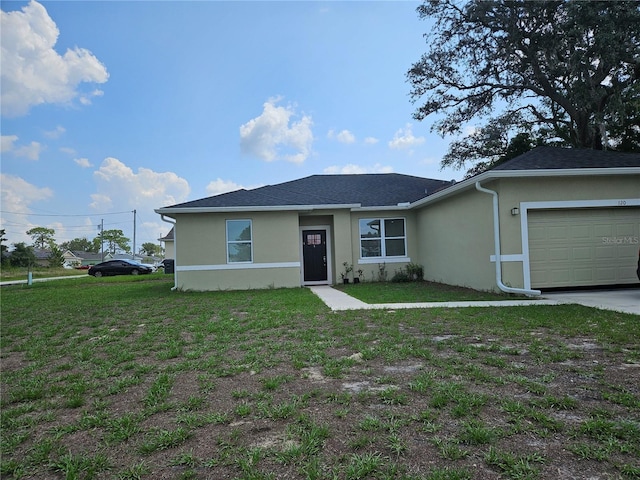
[391,270,411,282]
[391,263,424,282]
[406,263,424,280]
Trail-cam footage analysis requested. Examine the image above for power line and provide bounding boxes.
[0,210,132,217]
[0,220,131,229]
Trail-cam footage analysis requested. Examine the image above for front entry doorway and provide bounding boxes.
[301,228,330,284]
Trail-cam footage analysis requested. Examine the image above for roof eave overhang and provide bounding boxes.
[351,205,412,212]
[155,203,362,216]
[409,167,640,209]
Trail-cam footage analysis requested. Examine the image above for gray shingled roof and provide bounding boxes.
[494,146,640,170]
[159,147,638,211]
[164,174,455,209]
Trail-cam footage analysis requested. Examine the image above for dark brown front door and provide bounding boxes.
[302,229,327,282]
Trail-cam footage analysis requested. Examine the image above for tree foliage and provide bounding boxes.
[60,237,95,253]
[9,243,36,268]
[95,229,130,255]
[26,227,56,250]
[140,242,160,256]
[408,0,640,175]
[47,245,65,268]
[0,229,8,265]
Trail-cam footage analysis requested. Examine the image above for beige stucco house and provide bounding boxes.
[159,228,175,259]
[155,147,640,294]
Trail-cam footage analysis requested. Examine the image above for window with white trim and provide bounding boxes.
[226,219,253,263]
[359,218,406,258]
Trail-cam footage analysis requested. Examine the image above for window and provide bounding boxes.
[226,219,252,263]
[306,233,322,245]
[359,218,406,258]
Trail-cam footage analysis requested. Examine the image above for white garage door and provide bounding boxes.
[528,207,640,289]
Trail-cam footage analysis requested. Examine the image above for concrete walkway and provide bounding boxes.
[0,274,87,286]
[309,285,560,311]
[309,285,640,315]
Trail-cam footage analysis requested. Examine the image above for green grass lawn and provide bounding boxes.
[1,277,638,480]
[337,281,528,303]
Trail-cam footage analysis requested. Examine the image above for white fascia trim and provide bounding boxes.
[520,198,640,210]
[352,205,411,212]
[178,262,300,272]
[358,257,411,265]
[409,167,640,210]
[155,204,361,215]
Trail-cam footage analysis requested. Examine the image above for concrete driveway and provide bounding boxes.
[542,288,640,315]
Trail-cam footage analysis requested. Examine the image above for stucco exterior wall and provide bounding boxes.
[330,210,354,284]
[163,240,175,260]
[165,172,639,292]
[350,210,417,282]
[495,174,640,289]
[416,173,640,292]
[416,189,497,291]
[173,211,301,291]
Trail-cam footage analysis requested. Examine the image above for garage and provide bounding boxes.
[528,207,640,289]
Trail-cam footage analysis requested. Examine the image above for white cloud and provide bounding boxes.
[15,141,43,160]
[91,157,190,212]
[0,173,54,244]
[44,125,65,139]
[0,173,54,214]
[323,163,394,175]
[89,193,112,211]
[206,178,242,196]
[74,157,93,168]
[0,0,109,117]
[1,135,42,160]
[206,178,264,196]
[1,135,18,152]
[388,124,425,150]
[364,137,379,145]
[89,157,191,251]
[328,129,356,144]
[239,98,313,164]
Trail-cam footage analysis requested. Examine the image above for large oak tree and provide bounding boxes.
[408,0,640,176]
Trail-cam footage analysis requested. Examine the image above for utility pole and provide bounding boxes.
[132,209,137,260]
[100,219,104,262]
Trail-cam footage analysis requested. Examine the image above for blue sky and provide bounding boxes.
[1,0,462,252]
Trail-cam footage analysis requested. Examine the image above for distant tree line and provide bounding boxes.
[0,227,162,268]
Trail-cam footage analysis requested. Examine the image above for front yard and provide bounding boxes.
[1,277,638,479]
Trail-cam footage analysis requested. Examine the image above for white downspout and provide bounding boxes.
[475,181,541,297]
[160,215,178,291]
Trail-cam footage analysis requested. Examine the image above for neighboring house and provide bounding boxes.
[33,249,52,267]
[63,250,83,267]
[72,251,112,266]
[33,249,81,268]
[112,253,145,263]
[155,147,640,293]
[159,228,175,259]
